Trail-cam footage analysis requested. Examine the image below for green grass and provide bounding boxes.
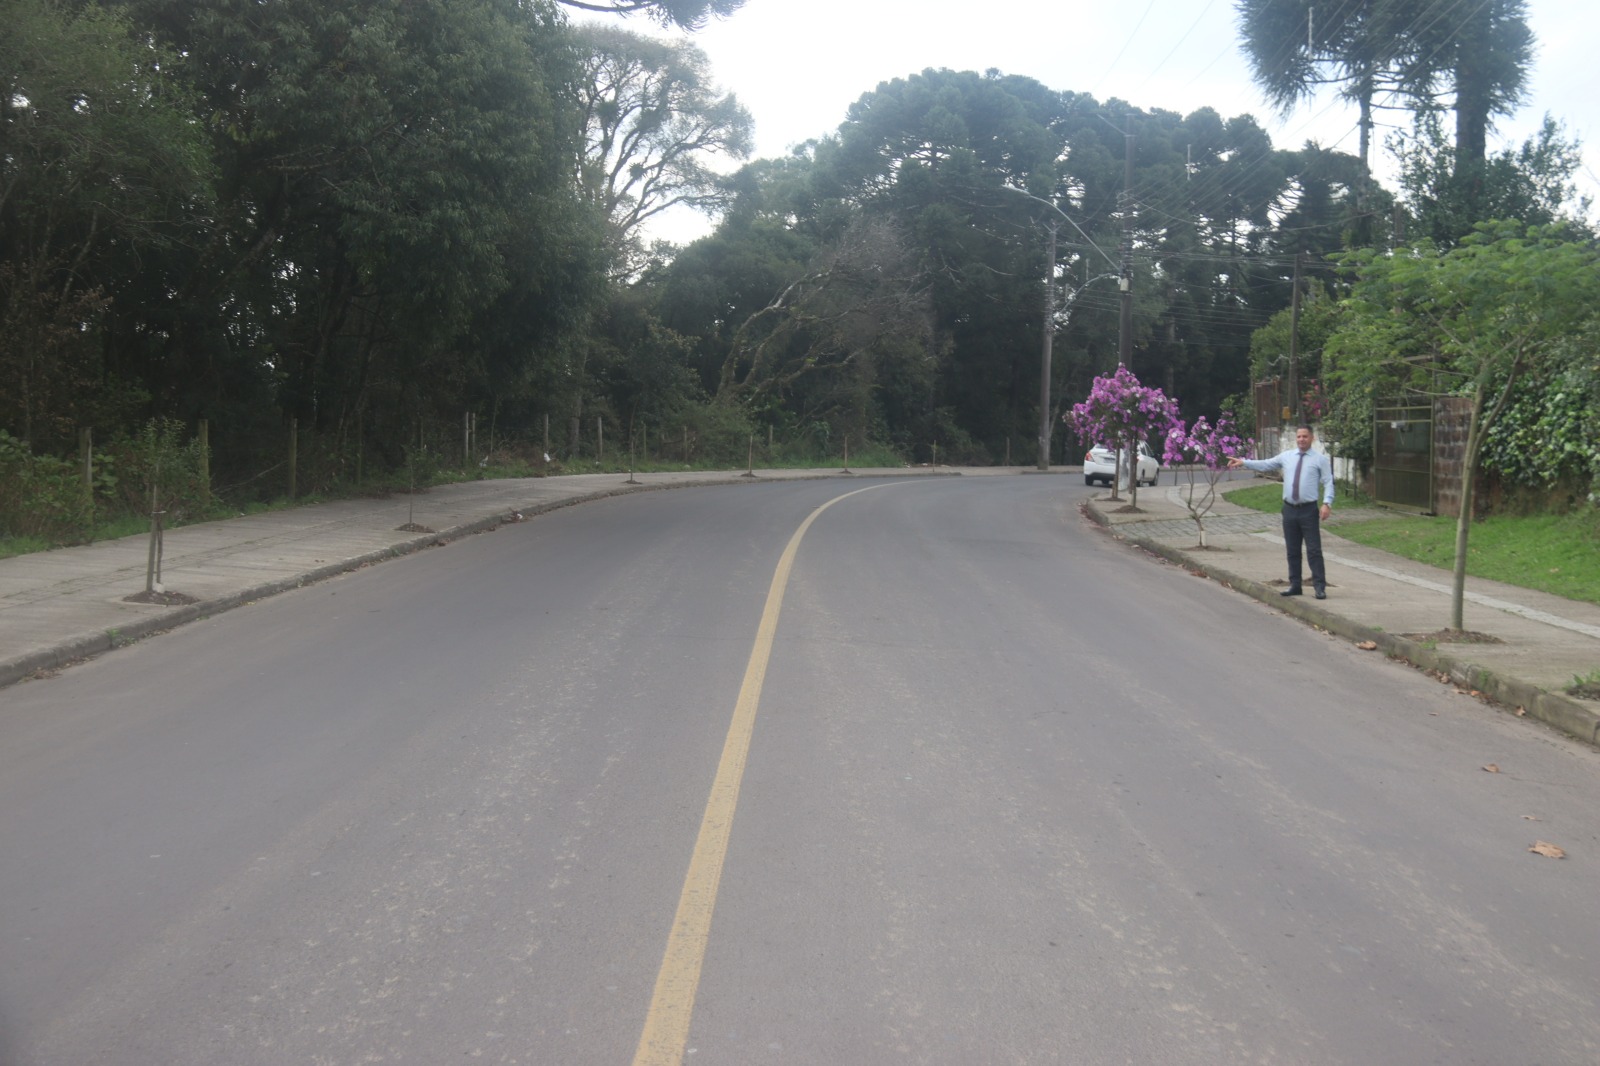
[0,534,50,560]
[0,512,152,560]
[1334,510,1600,605]
[1225,479,1375,512]
[1223,483,1600,605]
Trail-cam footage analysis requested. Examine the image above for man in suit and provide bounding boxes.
[1229,425,1335,599]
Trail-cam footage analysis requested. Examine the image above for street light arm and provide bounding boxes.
[1052,272,1121,331]
[1065,271,1122,298]
[998,185,1119,271]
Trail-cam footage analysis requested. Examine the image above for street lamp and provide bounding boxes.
[999,185,1122,471]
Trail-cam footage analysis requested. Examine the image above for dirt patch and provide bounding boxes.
[1401,628,1505,645]
[396,522,436,533]
[122,589,199,607]
[1565,682,1600,701]
[1111,504,1144,514]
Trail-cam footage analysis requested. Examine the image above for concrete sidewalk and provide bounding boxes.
[3,467,1597,749]
[0,467,955,690]
[1084,477,1600,748]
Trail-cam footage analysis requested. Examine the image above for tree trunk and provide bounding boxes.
[1449,384,1487,631]
[1451,2,1498,227]
[1125,431,1139,508]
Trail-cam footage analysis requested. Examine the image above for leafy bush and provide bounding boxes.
[678,401,755,465]
[1481,363,1596,488]
[0,429,106,543]
[101,418,212,524]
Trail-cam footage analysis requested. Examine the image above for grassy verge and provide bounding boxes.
[1224,479,1376,511]
[1332,511,1600,605]
[1223,482,1600,606]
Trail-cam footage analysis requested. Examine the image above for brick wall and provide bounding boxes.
[1432,396,1474,518]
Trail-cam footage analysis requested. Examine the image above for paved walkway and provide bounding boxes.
[3,468,1597,749]
[1087,478,1600,747]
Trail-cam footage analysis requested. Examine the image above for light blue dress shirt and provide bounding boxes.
[1240,447,1334,506]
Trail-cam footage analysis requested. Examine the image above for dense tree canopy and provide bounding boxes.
[2,0,213,446]
[661,70,1351,461]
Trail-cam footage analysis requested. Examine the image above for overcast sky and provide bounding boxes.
[598,0,1597,244]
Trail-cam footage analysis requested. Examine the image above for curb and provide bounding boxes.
[1085,503,1600,750]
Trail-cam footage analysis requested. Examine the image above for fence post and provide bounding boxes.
[198,420,211,508]
[80,427,93,501]
[145,473,164,594]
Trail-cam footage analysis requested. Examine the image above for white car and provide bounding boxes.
[1083,441,1159,487]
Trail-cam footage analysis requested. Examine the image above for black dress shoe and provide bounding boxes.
[1314,589,1326,599]
[1280,588,1302,597]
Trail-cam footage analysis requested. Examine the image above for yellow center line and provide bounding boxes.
[632,482,901,1066]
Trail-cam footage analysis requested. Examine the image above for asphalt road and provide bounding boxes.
[2,477,1596,1064]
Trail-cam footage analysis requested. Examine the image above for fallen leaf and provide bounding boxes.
[1515,707,1527,717]
[1523,815,1540,821]
[1483,764,1500,773]
[1529,841,1566,859]
[1356,640,1378,651]
[1470,690,1482,698]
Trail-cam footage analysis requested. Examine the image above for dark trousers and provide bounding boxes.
[1281,502,1325,592]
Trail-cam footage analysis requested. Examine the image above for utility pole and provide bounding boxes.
[1287,251,1304,426]
[1117,130,1135,369]
[1037,218,1058,471]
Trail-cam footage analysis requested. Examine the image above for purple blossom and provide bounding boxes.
[1165,412,1251,471]
[1162,410,1254,547]
[1065,365,1182,452]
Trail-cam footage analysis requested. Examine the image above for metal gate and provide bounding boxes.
[1373,401,1433,510]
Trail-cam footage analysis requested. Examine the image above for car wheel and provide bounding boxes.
[1085,475,1094,486]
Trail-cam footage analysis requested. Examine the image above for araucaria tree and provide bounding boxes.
[1065,366,1181,509]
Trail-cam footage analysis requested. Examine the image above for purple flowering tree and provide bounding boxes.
[1065,365,1180,508]
[1162,411,1252,548]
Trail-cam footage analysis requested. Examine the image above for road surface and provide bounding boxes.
[2,477,1596,1064]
